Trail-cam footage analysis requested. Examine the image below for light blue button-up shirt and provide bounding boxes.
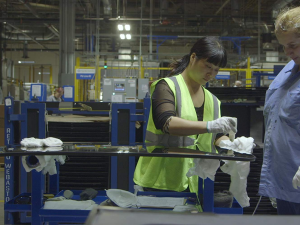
[259,60,300,203]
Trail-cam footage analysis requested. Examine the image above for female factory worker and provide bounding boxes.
[258,6,300,215]
[134,37,237,193]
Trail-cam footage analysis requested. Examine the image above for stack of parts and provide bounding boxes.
[46,115,110,142]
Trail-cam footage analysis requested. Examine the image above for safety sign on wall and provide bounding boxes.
[76,69,95,80]
[215,71,230,80]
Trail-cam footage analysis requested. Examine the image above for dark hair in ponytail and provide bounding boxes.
[168,36,227,76]
[168,54,190,76]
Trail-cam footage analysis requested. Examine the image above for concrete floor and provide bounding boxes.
[0,169,4,225]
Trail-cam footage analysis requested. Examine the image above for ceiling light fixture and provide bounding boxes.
[125,24,130,31]
[18,61,35,64]
[117,23,131,40]
[118,24,124,31]
[126,34,131,40]
[120,34,125,39]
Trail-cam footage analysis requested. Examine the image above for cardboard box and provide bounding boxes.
[0,104,4,119]
[0,156,4,164]
[0,128,4,146]
[0,118,4,129]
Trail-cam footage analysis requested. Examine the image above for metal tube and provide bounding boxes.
[123,0,126,16]
[149,0,153,60]
[139,0,143,78]
[258,0,261,62]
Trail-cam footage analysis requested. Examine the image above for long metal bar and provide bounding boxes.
[139,0,143,78]
[258,0,261,62]
[6,23,48,49]
[149,0,153,60]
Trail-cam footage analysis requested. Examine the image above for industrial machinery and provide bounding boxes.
[3,96,150,224]
[102,78,149,102]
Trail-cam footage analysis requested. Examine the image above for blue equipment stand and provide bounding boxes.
[3,95,245,224]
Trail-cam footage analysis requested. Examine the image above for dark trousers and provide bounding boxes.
[277,199,300,215]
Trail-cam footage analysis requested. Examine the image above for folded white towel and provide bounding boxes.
[43,137,63,147]
[20,138,44,147]
[21,146,63,152]
[21,137,63,147]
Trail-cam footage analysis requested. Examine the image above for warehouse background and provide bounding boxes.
[1,0,299,223]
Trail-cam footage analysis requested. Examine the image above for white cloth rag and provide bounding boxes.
[20,138,44,147]
[21,137,63,147]
[21,146,63,152]
[106,189,138,208]
[186,158,220,181]
[220,160,250,207]
[43,137,63,147]
[22,155,66,175]
[44,199,96,210]
[219,136,255,154]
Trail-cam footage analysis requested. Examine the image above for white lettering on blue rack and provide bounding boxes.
[6,128,10,144]
[5,160,11,202]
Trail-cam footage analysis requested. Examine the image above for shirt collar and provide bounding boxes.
[284,60,299,74]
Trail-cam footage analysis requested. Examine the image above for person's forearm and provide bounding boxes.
[168,117,208,136]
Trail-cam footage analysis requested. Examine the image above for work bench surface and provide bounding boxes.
[0,143,256,161]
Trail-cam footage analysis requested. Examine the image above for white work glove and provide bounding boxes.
[207,117,237,134]
[292,166,300,189]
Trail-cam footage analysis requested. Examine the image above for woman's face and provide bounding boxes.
[277,30,300,65]
[188,54,220,85]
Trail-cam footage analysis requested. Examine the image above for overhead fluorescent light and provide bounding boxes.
[118,24,124,31]
[125,24,130,31]
[38,72,50,75]
[120,34,125,39]
[18,61,35,64]
[126,34,131,39]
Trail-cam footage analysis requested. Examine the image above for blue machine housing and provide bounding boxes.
[29,83,47,101]
[3,95,244,225]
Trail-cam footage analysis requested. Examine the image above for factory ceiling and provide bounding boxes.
[0,0,299,62]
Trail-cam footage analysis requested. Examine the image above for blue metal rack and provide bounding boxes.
[252,65,285,87]
[3,97,151,224]
[3,94,243,225]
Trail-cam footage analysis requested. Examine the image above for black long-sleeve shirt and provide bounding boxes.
[152,79,223,139]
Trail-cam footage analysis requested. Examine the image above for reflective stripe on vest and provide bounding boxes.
[210,94,219,153]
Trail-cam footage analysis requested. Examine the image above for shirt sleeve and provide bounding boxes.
[152,80,177,130]
[152,80,225,141]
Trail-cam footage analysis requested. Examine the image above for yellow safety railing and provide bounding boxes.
[74,57,274,101]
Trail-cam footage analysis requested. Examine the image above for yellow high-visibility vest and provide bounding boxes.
[134,74,221,193]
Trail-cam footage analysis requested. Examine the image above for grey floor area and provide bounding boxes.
[0,170,4,225]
